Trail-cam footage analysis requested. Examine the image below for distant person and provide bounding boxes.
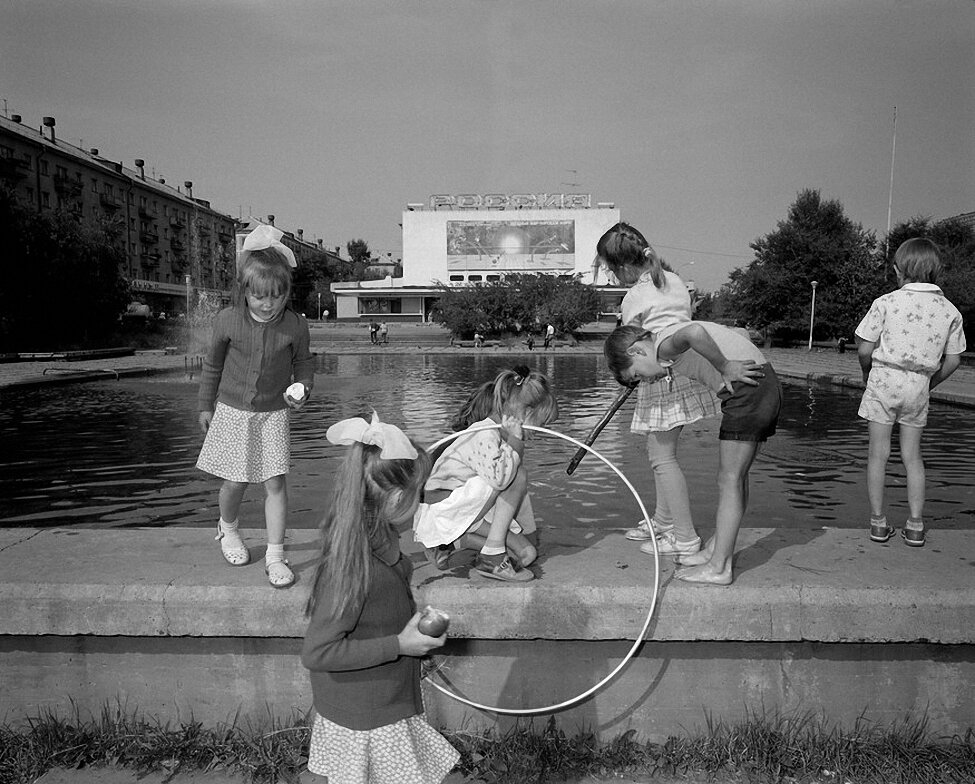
[837,336,847,354]
[525,333,535,351]
[856,238,965,548]
[473,331,484,348]
[604,321,778,586]
[543,323,555,349]
[413,366,558,582]
[303,413,459,782]
[369,322,379,344]
[380,321,388,343]
[196,225,314,589]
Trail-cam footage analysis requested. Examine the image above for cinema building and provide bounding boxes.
[330,193,625,323]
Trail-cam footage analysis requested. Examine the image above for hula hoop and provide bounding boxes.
[422,423,661,716]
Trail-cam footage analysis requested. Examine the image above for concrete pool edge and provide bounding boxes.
[2,526,973,739]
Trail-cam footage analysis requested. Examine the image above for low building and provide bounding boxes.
[330,193,626,323]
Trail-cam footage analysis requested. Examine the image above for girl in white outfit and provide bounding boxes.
[413,366,558,583]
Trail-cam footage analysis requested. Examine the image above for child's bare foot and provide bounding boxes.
[675,562,733,585]
[675,537,714,567]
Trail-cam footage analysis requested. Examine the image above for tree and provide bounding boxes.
[0,186,129,350]
[346,238,371,279]
[431,274,599,338]
[728,189,881,342]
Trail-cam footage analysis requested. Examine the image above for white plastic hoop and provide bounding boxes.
[421,422,661,716]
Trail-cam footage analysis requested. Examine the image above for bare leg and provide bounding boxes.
[263,474,288,546]
[219,480,248,522]
[898,424,925,520]
[866,421,893,518]
[676,440,759,585]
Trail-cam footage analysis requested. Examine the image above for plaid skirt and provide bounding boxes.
[307,711,459,783]
[196,402,291,483]
[630,375,719,433]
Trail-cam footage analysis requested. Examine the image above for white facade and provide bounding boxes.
[331,197,621,321]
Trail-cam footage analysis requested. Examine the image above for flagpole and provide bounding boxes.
[885,106,897,258]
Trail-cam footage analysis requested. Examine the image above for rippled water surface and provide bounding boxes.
[2,353,973,531]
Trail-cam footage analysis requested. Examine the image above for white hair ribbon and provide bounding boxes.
[237,224,297,270]
[326,412,418,460]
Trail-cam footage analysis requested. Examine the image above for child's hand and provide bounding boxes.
[198,411,213,434]
[284,382,308,410]
[720,360,763,393]
[500,413,524,443]
[397,611,447,657]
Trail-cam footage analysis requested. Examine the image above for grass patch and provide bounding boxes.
[1,703,973,784]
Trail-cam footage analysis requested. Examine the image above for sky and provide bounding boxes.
[2,0,972,292]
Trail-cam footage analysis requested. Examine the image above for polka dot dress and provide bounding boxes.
[307,712,459,783]
[196,402,291,483]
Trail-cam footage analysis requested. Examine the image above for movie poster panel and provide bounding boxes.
[446,220,575,271]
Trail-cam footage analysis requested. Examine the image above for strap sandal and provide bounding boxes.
[265,559,295,588]
[901,527,926,547]
[215,524,250,566]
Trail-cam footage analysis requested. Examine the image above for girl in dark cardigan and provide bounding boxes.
[302,413,459,783]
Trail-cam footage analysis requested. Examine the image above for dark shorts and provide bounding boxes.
[717,364,782,442]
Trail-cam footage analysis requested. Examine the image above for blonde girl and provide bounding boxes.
[196,225,315,588]
[413,365,559,583]
[596,222,719,559]
[302,413,459,783]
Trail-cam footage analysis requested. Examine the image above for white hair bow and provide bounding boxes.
[237,224,297,270]
[326,412,418,460]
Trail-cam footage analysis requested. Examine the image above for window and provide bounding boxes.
[39,160,48,175]
[55,165,67,179]
[104,184,113,196]
[1,145,14,158]
[449,275,464,282]
[468,275,482,282]
[41,191,50,206]
[487,275,501,281]
[91,178,98,192]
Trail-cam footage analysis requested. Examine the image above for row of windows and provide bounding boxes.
[448,274,502,283]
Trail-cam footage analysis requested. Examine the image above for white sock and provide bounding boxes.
[219,518,239,534]
[265,543,286,564]
[480,545,506,556]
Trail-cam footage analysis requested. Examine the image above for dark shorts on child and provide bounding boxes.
[717,364,781,442]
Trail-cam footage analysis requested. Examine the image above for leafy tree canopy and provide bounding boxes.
[727,189,881,339]
[431,273,599,338]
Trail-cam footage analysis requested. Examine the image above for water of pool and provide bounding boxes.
[1,353,973,532]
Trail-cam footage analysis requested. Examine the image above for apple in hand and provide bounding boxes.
[417,605,450,637]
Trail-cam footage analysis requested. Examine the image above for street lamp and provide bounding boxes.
[807,280,818,351]
[318,292,322,320]
[185,274,192,317]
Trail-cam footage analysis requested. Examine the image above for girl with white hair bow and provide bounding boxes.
[196,223,314,588]
[301,413,460,783]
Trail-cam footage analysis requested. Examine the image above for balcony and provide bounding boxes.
[218,229,233,243]
[170,216,186,229]
[140,230,159,245]
[138,206,157,219]
[139,253,160,269]
[99,193,121,211]
[170,237,185,251]
[53,174,83,196]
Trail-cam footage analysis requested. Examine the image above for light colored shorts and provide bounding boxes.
[413,476,533,547]
[858,364,931,428]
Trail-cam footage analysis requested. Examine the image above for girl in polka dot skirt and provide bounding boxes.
[302,413,459,783]
[196,225,315,589]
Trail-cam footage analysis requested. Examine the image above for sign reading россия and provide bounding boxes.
[429,193,592,210]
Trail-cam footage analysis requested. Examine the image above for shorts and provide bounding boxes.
[717,364,781,442]
[858,364,931,428]
[412,476,533,547]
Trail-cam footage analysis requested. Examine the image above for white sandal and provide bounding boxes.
[265,559,295,589]
[215,524,250,566]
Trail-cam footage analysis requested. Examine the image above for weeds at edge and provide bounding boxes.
[1,703,973,784]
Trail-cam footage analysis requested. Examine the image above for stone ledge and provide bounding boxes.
[2,527,974,644]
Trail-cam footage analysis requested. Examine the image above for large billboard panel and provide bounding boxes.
[446,219,575,272]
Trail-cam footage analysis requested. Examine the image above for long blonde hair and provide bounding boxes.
[306,440,431,619]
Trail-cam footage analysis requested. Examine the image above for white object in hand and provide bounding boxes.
[286,382,305,400]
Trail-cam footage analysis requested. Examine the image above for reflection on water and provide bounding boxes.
[1,354,973,531]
